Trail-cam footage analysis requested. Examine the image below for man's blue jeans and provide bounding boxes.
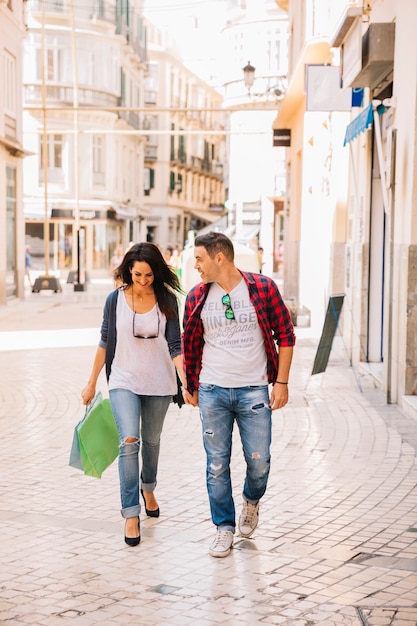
[198,384,272,532]
[109,389,171,519]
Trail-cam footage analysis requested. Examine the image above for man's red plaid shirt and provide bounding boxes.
[182,271,296,394]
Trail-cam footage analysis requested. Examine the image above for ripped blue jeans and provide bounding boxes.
[109,389,171,519]
[198,384,272,532]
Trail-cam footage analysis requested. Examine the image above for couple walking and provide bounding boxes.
[81,233,295,556]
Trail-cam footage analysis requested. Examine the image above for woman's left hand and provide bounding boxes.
[183,388,199,407]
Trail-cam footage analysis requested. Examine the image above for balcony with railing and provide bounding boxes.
[116,16,147,64]
[28,0,147,65]
[24,83,119,109]
[117,110,141,129]
[187,155,223,179]
[144,144,158,160]
[28,0,116,25]
[144,90,157,105]
[189,155,204,170]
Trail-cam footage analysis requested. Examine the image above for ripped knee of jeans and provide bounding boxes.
[120,436,139,450]
[209,461,223,476]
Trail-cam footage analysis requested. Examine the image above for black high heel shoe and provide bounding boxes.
[141,488,160,518]
[124,517,141,547]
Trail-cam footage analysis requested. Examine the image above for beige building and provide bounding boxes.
[143,21,226,252]
[0,0,27,303]
[276,0,417,413]
[23,0,148,284]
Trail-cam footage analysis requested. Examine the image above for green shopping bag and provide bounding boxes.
[69,392,119,478]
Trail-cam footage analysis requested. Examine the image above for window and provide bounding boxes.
[39,134,64,183]
[3,50,16,115]
[169,171,175,192]
[170,123,175,161]
[119,68,126,105]
[144,168,155,196]
[6,165,16,273]
[144,62,158,103]
[145,62,158,91]
[92,135,106,186]
[36,46,64,82]
[79,50,93,87]
[178,131,186,163]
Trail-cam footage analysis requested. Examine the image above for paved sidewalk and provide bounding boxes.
[0,280,416,626]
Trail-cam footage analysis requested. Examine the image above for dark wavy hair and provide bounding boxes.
[114,242,184,319]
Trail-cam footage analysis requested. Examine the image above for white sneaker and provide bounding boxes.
[238,499,259,538]
[209,530,234,558]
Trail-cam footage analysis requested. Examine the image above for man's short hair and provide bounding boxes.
[194,232,234,261]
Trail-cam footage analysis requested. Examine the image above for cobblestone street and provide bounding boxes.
[0,280,416,625]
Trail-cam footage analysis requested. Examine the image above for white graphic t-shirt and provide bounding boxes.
[200,280,268,388]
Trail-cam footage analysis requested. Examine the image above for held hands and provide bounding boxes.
[269,382,289,411]
[183,388,199,407]
[81,383,96,406]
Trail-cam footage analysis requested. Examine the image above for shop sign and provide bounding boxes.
[273,128,291,147]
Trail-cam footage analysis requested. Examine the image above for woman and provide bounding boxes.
[81,243,186,547]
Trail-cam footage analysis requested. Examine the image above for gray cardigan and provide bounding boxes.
[99,288,182,382]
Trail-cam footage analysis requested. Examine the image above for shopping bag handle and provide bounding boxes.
[85,391,103,417]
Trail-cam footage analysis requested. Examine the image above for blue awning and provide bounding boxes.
[343,102,373,146]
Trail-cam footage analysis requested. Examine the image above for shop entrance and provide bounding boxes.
[25,218,125,277]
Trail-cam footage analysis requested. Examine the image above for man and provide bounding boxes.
[182,232,295,558]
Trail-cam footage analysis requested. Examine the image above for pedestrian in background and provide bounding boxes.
[25,245,32,287]
[257,246,264,273]
[182,232,295,557]
[110,244,124,276]
[163,246,174,265]
[82,242,187,547]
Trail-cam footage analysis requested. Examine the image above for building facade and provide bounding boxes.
[0,0,27,303]
[143,21,226,252]
[274,0,352,331]
[23,0,148,282]
[220,0,288,276]
[276,0,417,413]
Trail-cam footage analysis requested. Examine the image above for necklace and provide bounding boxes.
[131,288,154,312]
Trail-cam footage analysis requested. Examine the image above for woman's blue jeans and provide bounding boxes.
[109,389,171,519]
[198,384,272,532]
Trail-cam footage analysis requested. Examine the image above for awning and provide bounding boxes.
[345,101,391,213]
[196,215,228,236]
[110,204,138,220]
[273,39,332,129]
[343,102,373,146]
[233,225,260,244]
[24,199,137,221]
[188,209,224,224]
[24,198,53,220]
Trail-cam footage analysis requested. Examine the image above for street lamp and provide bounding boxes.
[242,61,287,101]
[242,61,256,95]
